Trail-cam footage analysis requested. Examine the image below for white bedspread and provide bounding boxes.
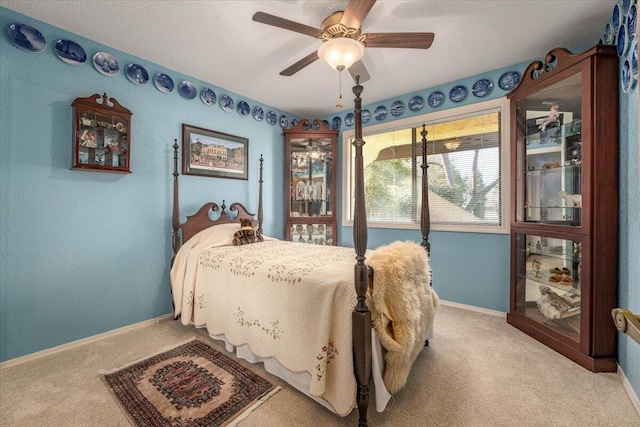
[171,227,371,416]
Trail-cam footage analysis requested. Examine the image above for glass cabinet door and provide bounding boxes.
[513,232,582,341]
[290,139,333,218]
[515,72,582,226]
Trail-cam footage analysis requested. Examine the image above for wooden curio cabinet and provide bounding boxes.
[71,93,132,173]
[283,119,338,245]
[506,46,619,372]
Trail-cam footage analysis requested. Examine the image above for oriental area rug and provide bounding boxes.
[102,339,280,427]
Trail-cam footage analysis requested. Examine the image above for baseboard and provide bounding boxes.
[0,313,175,369]
[618,363,640,417]
[439,299,506,318]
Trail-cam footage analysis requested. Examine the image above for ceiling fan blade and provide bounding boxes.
[280,51,320,76]
[364,33,435,49]
[341,0,377,29]
[348,60,371,83]
[253,12,322,38]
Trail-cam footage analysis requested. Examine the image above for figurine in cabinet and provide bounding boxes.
[538,104,560,131]
[558,191,582,207]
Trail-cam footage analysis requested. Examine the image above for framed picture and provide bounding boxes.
[182,124,248,180]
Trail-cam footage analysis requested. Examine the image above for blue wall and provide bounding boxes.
[0,7,292,362]
[1,3,638,406]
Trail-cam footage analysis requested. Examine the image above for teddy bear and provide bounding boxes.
[232,218,264,246]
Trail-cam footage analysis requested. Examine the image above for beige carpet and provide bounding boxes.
[1,304,638,426]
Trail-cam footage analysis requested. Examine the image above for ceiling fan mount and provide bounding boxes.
[252,0,434,83]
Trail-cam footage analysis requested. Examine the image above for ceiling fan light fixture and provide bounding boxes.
[318,37,365,70]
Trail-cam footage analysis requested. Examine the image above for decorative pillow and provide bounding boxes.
[232,218,264,246]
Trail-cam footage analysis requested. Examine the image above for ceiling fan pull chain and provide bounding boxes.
[336,65,344,108]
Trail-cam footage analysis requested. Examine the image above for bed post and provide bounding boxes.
[171,139,181,264]
[258,154,264,234]
[420,125,431,255]
[351,76,372,427]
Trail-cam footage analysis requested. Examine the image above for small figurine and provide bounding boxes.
[559,190,582,207]
[531,257,542,278]
[538,104,560,131]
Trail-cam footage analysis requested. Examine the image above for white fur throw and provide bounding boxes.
[366,241,439,394]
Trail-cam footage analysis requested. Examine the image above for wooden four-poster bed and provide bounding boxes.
[170,78,435,426]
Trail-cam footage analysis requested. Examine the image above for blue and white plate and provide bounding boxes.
[280,115,289,128]
[200,88,217,106]
[178,80,197,99]
[252,106,264,121]
[266,111,277,125]
[219,95,234,112]
[622,0,631,15]
[237,100,250,116]
[428,91,445,107]
[54,39,86,65]
[628,4,637,42]
[153,73,174,93]
[374,106,388,121]
[498,71,521,90]
[408,96,425,112]
[632,44,638,81]
[390,101,405,116]
[331,116,341,129]
[7,23,46,53]
[291,119,298,127]
[604,22,613,44]
[613,4,621,35]
[449,85,468,103]
[618,24,628,57]
[344,112,355,126]
[472,78,494,98]
[622,59,632,93]
[362,109,371,123]
[93,52,119,76]
[125,63,148,85]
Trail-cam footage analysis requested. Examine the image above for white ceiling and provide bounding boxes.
[1,0,615,118]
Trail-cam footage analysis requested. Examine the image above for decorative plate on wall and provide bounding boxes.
[612,3,621,35]
[427,91,445,107]
[632,44,638,81]
[362,109,371,123]
[390,101,405,116]
[280,115,289,128]
[125,63,149,85]
[344,112,355,126]
[498,71,521,90]
[472,78,494,97]
[237,100,250,116]
[628,4,637,42]
[291,119,298,127]
[374,106,388,121]
[252,106,264,121]
[153,73,174,93]
[408,96,425,112]
[219,95,234,112]
[617,24,628,57]
[92,52,119,76]
[621,59,631,93]
[604,22,613,44]
[7,23,46,53]
[266,111,277,125]
[331,116,341,129]
[449,85,468,103]
[200,88,217,106]
[54,39,86,65]
[178,80,197,99]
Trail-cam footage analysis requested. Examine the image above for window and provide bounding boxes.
[342,98,509,234]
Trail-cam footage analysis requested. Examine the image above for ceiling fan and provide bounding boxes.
[252,0,434,83]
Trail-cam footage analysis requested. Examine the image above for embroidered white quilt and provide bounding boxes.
[171,228,360,416]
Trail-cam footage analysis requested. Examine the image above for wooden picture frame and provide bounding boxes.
[182,124,248,180]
